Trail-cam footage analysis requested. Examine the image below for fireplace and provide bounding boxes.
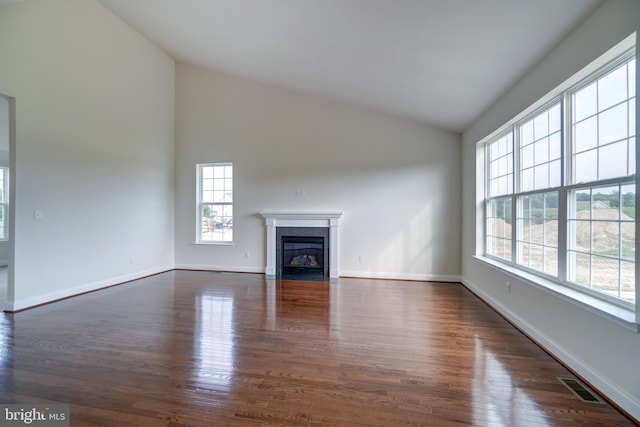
[276,227,329,280]
[260,211,342,280]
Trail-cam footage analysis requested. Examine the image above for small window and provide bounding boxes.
[197,163,233,243]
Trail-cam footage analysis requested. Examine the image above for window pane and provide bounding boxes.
[621,261,635,303]
[521,168,533,192]
[521,144,534,169]
[202,191,213,203]
[0,205,4,240]
[570,220,591,252]
[592,221,619,256]
[598,65,628,111]
[622,222,635,261]
[569,252,591,286]
[534,138,549,164]
[516,192,558,276]
[549,104,561,133]
[598,102,628,145]
[630,137,636,175]
[598,140,629,180]
[574,82,597,122]
[213,166,225,179]
[486,196,512,261]
[549,160,561,188]
[629,100,636,137]
[549,132,561,160]
[533,110,549,140]
[591,256,619,297]
[534,163,548,190]
[544,247,558,276]
[629,58,636,97]
[574,116,597,152]
[202,166,214,179]
[487,133,513,197]
[521,121,534,145]
[574,149,597,183]
[498,156,507,176]
[529,244,544,272]
[519,103,561,193]
[621,183,635,218]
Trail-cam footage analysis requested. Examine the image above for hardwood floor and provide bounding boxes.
[0,270,635,426]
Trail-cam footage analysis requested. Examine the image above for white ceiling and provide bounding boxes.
[99,0,602,133]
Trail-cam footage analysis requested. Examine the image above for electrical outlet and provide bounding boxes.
[358,255,364,263]
[506,282,511,294]
[244,251,250,259]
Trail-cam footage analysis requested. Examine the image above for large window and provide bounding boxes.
[197,163,233,243]
[482,49,636,308]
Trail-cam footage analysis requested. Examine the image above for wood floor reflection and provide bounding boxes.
[0,271,634,426]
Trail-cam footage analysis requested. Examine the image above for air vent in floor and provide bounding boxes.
[558,377,605,404]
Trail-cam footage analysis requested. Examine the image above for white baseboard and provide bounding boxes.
[460,276,640,422]
[174,265,462,283]
[340,270,461,282]
[5,265,174,312]
[174,264,264,274]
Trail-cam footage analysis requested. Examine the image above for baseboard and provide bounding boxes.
[340,270,461,282]
[173,265,462,283]
[174,264,264,274]
[460,277,640,423]
[5,265,174,312]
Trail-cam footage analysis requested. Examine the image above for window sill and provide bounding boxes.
[192,241,234,247]
[473,255,639,333]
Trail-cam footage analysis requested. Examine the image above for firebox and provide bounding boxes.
[282,236,324,276]
[275,226,329,280]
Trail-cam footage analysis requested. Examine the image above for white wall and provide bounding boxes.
[462,0,640,420]
[175,63,461,281]
[0,0,175,310]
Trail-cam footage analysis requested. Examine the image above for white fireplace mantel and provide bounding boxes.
[260,211,342,279]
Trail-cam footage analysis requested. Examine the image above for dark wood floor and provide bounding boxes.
[0,270,635,426]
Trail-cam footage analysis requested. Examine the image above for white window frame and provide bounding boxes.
[196,163,233,245]
[478,36,637,330]
[0,167,7,241]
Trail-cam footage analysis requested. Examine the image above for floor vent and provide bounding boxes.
[558,377,605,404]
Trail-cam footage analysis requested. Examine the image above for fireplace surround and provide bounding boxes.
[260,211,342,280]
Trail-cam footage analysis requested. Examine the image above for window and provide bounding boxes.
[486,133,513,261]
[197,163,233,243]
[0,167,7,240]
[481,48,636,308]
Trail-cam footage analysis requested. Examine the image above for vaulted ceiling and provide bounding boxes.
[99,0,602,132]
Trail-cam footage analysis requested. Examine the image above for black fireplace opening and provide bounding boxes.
[282,236,324,276]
